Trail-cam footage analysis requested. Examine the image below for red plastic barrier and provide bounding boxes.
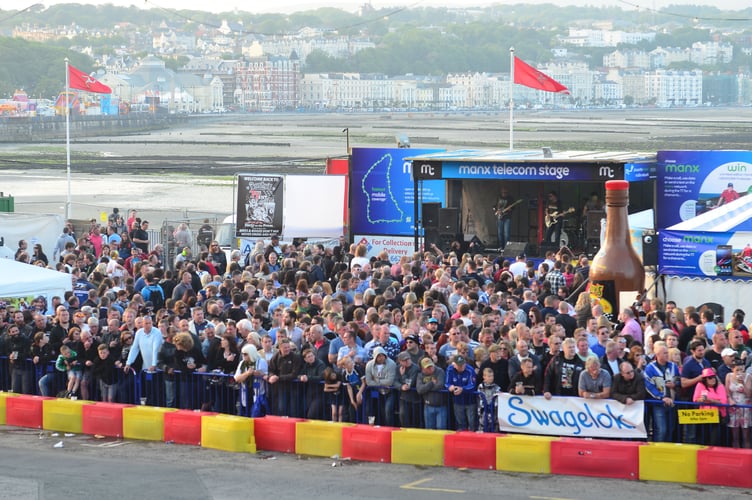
[82,402,133,438]
[6,395,53,429]
[550,438,641,480]
[254,415,304,453]
[444,431,498,470]
[341,424,395,463]
[697,447,752,488]
[164,410,217,446]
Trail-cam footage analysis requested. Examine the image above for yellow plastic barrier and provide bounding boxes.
[123,406,176,441]
[639,442,704,483]
[295,420,354,457]
[496,434,556,474]
[42,398,94,434]
[201,414,256,453]
[0,392,19,425]
[391,428,454,466]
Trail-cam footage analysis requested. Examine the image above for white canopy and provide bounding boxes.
[0,259,71,313]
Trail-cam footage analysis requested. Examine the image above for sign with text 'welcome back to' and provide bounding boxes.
[497,393,646,439]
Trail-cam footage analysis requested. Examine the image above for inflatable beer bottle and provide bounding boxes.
[589,180,644,323]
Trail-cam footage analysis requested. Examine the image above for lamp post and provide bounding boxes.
[342,127,350,155]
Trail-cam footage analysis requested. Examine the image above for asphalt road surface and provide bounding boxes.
[0,426,745,500]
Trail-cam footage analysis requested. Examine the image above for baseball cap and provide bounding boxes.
[420,357,434,369]
[404,334,419,344]
[454,355,466,365]
[722,348,737,357]
[427,318,438,324]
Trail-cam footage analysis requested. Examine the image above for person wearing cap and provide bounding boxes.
[364,346,398,426]
[718,347,738,383]
[426,317,441,340]
[396,351,421,428]
[445,354,477,431]
[402,334,425,366]
[416,356,447,430]
[611,360,647,405]
[718,182,739,207]
[692,367,728,445]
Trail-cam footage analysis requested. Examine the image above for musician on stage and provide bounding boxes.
[582,192,603,218]
[493,186,516,249]
[544,191,563,246]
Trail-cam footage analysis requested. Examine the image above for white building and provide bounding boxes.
[691,41,733,66]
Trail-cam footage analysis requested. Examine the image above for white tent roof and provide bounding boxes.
[0,258,71,300]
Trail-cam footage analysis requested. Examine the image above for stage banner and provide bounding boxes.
[236,174,283,238]
[440,161,624,181]
[350,147,445,236]
[497,393,646,439]
[657,150,752,231]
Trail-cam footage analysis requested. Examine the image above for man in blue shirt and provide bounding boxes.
[445,355,476,431]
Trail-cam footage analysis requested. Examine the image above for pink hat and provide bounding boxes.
[701,367,716,378]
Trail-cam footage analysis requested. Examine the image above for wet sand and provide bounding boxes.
[2,108,751,223]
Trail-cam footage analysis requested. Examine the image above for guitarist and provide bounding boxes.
[493,186,516,250]
[544,191,564,247]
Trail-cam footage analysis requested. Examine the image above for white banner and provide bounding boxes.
[354,234,418,264]
[497,393,646,439]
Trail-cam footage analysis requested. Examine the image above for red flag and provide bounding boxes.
[513,56,569,94]
[68,64,112,94]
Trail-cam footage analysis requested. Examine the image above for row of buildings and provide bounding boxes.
[94,53,743,114]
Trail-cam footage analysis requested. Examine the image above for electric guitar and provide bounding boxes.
[545,207,574,228]
[493,199,523,219]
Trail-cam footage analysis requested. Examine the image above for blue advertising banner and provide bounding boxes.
[660,229,752,278]
[657,150,752,231]
[440,161,623,181]
[624,162,655,182]
[659,230,735,277]
[350,147,445,236]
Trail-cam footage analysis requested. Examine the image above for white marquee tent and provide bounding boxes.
[0,258,71,313]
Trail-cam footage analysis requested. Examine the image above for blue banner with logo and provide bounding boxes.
[657,150,752,231]
[440,161,623,181]
[350,147,445,236]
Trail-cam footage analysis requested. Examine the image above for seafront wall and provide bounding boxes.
[0,114,186,142]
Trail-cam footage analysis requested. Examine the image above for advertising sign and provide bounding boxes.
[353,234,417,264]
[350,148,445,236]
[497,393,646,439]
[657,150,752,231]
[441,161,623,181]
[236,175,283,238]
[659,230,752,278]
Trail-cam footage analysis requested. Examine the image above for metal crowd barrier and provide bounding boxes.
[2,355,749,442]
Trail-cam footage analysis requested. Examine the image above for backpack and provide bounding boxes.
[142,284,165,311]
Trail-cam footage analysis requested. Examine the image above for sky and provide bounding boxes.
[4,0,751,15]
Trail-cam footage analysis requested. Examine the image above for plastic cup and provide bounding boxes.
[140,397,147,406]
[368,416,376,425]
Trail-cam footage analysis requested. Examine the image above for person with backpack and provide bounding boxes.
[141,273,165,312]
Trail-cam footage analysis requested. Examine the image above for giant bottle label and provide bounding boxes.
[589,280,617,323]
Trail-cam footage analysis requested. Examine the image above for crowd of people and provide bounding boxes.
[1,212,751,448]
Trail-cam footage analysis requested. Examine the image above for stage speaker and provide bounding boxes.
[439,207,459,234]
[642,232,658,266]
[422,202,441,229]
[425,229,454,252]
[538,242,558,258]
[586,210,605,239]
[502,241,528,259]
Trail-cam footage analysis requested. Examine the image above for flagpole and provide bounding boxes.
[509,47,514,152]
[64,58,71,220]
